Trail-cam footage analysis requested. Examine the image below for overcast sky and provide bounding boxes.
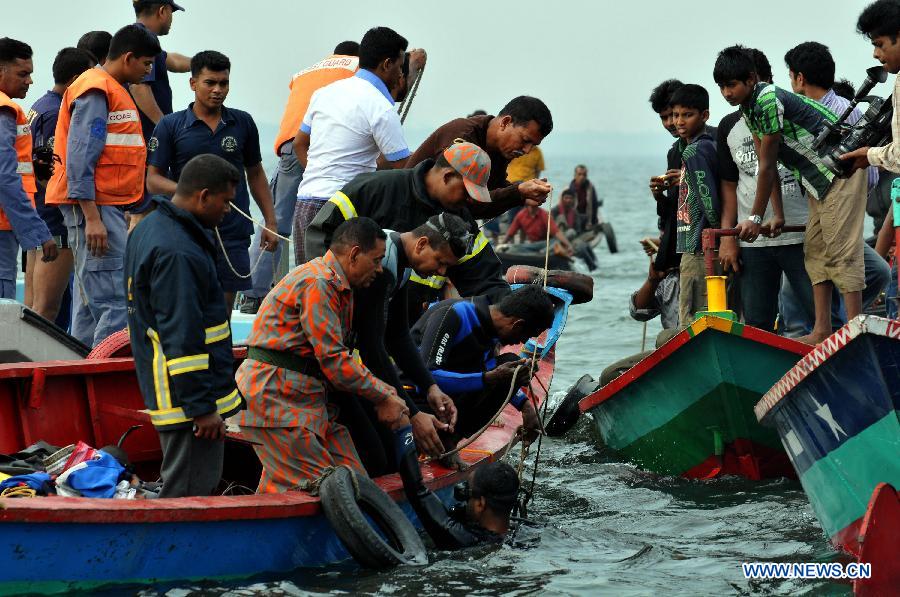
[14,0,890,147]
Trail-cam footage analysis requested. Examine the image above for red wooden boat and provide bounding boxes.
[0,283,573,594]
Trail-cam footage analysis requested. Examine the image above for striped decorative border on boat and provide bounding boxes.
[754,315,900,422]
[578,316,809,412]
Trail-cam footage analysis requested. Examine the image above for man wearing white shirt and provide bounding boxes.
[291,26,411,264]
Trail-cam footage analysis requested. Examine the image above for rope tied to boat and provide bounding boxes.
[300,464,361,498]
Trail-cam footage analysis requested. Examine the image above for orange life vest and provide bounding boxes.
[273,54,359,155]
[0,91,36,231]
[46,67,146,206]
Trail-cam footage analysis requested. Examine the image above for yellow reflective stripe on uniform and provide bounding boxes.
[147,328,172,410]
[148,389,242,427]
[105,133,145,147]
[457,231,489,264]
[205,322,230,344]
[408,273,447,289]
[328,191,358,220]
[16,162,33,175]
[166,353,209,376]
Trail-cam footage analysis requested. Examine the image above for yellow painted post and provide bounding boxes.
[706,275,727,312]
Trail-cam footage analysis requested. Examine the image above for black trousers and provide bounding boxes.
[333,392,397,477]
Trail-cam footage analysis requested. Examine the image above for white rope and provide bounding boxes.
[214,226,269,280]
[227,201,292,243]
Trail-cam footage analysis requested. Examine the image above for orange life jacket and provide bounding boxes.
[0,91,36,231]
[273,54,359,155]
[46,67,146,206]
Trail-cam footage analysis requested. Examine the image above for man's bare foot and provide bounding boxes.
[439,452,469,471]
[795,330,831,345]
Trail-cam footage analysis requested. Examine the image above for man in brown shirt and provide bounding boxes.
[405,96,554,220]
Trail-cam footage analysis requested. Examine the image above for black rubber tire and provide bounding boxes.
[601,222,618,254]
[545,374,599,437]
[319,467,427,569]
[504,265,594,305]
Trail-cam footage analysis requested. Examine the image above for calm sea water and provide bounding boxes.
[139,153,848,596]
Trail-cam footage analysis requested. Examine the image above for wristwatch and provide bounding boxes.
[748,214,763,225]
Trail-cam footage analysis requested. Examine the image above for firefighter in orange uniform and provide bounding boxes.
[236,217,409,492]
[45,25,160,347]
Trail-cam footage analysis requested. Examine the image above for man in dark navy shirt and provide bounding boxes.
[26,47,95,327]
[147,51,277,313]
[131,0,190,141]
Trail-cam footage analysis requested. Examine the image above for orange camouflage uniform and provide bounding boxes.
[236,251,396,492]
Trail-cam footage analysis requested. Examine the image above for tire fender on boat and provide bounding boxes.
[504,265,594,304]
[87,328,133,359]
[318,466,428,569]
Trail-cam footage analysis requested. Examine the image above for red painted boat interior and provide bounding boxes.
[0,344,553,524]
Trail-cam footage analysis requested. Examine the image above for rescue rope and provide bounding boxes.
[425,363,525,463]
[214,226,269,280]
[0,486,37,498]
[227,201,292,243]
[516,186,555,516]
[397,64,424,125]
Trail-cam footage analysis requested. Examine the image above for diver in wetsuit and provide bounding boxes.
[396,442,521,548]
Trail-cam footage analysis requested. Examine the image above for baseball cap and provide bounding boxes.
[443,141,492,203]
[133,0,185,11]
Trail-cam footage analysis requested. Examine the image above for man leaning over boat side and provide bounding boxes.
[404,97,553,304]
[0,38,58,301]
[45,25,160,348]
[408,285,555,467]
[235,217,409,493]
[125,154,244,498]
[304,142,511,319]
[335,214,472,477]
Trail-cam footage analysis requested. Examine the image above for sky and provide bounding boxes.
[12,0,891,154]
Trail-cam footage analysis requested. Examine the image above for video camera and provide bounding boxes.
[813,66,893,177]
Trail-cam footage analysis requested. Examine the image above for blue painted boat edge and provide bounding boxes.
[0,486,453,594]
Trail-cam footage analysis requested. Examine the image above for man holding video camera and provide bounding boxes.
[843,0,900,276]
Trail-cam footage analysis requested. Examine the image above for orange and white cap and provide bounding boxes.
[443,141,492,203]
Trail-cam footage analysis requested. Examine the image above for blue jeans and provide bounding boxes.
[780,242,891,335]
[0,230,18,299]
[63,205,127,347]
[245,146,304,299]
[740,243,813,333]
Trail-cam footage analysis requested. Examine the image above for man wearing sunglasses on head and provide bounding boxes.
[304,141,508,321]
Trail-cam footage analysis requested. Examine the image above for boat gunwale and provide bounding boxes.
[754,315,898,423]
[0,403,523,524]
[578,316,809,413]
